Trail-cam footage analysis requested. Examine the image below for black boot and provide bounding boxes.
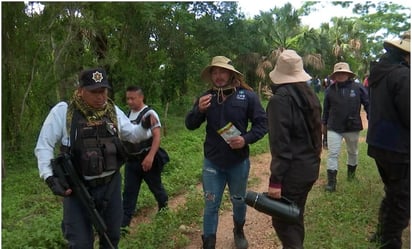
[233,219,248,249]
[325,169,337,192]
[202,234,216,249]
[347,165,357,181]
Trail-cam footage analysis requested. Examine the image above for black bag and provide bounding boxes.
[155,147,170,171]
[245,191,300,223]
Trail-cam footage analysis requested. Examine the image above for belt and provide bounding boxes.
[86,174,114,187]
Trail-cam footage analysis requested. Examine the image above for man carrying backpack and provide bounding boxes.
[121,86,169,230]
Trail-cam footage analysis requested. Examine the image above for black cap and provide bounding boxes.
[79,68,111,90]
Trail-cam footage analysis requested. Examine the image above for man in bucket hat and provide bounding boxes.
[322,62,369,191]
[367,30,410,249]
[35,67,158,248]
[267,49,322,249]
[185,56,267,249]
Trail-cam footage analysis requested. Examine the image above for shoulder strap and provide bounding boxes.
[132,106,152,124]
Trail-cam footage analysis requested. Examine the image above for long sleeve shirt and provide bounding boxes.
[185,88,267,168]
[34,101,154,180]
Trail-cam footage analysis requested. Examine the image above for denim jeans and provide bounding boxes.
[327,130,360,171]
[202,158,250,236]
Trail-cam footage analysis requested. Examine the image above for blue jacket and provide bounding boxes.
[322,80,369,133]
[185,87,267,168]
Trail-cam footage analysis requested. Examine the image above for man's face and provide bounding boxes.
[79,87,108,109]
[333,72,351,83]
[126,90,144,111]
[211,67,232,88]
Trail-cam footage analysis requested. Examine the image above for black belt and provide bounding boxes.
[86,174,114,187]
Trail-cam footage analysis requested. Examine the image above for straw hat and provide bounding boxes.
[269,50,311,84]
[330,62,356,80]
[384,30,410,53]
[201,56,243,83]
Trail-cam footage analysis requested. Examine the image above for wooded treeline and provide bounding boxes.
[2,1,410,157]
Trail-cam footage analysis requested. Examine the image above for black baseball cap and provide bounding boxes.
[79,68,111,90]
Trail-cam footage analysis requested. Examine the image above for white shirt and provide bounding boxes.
[34,101,157,180]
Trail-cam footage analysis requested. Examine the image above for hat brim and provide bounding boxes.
[83,83,111,90]
[269,69,311,84]
[201,64,243,83]
[384,39,411,53]
[330,71,356,79]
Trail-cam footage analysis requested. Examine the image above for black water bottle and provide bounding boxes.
[245,191,300,224]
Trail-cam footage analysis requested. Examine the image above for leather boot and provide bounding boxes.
[347,165,357,181]
[233,219,248,249]
[325,169,337,192]
[202,234,216,249]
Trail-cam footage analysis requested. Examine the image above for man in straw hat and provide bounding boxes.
[367,30,410,249]
[266,49,322,249]
[322,62,369,192]
[185,56,267,249]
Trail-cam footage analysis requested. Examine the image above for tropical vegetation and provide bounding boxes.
[2,2,410,248]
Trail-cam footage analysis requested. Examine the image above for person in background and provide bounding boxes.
[34,68,157,249]
[367,30,410,249]
[185,56,267,249]
[121,86,168,230]
[322,62,369,192]
[267,49,322,249]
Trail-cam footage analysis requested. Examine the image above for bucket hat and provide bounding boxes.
[269,50,311,84]
[79,68,111,90]
[330,62,356,80]
[384,30,410,53]
[201,56,243,83]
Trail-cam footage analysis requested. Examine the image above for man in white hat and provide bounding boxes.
[322,62,369,192]
[185,56,267,249]
[367,30,410,249]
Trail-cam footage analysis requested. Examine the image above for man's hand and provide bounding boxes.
[227,136,245,149]
[46,176,72,196]
[198,94,212,113]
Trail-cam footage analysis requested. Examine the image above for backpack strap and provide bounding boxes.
[129,106,152,124]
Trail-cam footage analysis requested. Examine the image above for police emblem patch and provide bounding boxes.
[92,71,103,83]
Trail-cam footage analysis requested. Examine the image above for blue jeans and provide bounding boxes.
[202,158,250,236]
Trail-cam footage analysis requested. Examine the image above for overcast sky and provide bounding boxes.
[237,0,410,28]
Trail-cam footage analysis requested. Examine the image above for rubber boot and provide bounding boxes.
[233,219,248,249]
[347,165,357,181]
[202,234,216,249]
[325,169,337,192]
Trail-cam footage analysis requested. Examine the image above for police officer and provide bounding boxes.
[121,86,168,229]
[34,68,157,249]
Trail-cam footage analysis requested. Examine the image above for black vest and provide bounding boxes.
[70,111,123,176]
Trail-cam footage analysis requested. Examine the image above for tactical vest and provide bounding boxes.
[123,107,153,155]
[69,110,124,177]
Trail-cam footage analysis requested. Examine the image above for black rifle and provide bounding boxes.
[51,153,115,249]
